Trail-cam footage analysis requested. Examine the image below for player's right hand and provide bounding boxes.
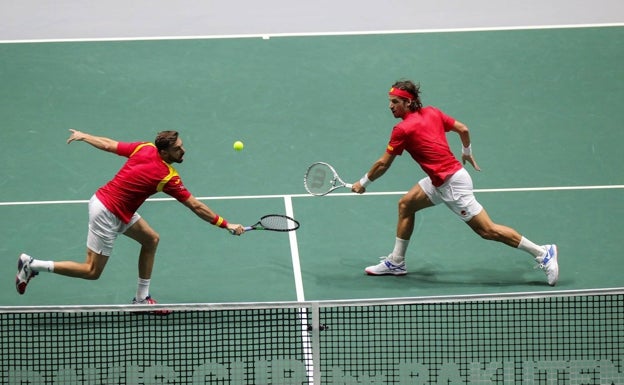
[351,182,366,194]
[228,223,245,235]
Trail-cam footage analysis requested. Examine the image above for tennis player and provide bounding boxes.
[351,80,559,286]
[15,130,245,311]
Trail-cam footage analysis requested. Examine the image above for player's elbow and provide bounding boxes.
[98,142,119,154]
[454,121,469,134]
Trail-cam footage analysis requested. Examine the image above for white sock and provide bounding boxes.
[391,237,410,263]
[29,259,54,273]
[136,278,151,301]
[517,236,546,259]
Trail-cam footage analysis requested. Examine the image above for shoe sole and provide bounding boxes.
[132,298,172,316]
[547,245,559,286]
[15,255,32,295]
[16,279,27,295]
[131,309,172,316]
[149,306,172,316]
[365,269,407,276]
[130,307,172,316]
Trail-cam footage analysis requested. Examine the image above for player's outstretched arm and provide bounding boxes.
[182,195,245,235]
[352,152,396,194]
[66,129,119,153]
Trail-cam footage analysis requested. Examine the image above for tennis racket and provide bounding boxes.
[232,214,300,234]
[304,162,352,196]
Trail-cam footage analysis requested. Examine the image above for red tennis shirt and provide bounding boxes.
[95,142,192,223]
[386,106,463,187]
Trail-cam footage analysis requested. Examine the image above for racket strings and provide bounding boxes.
[305,163,336,194]
[260,215,299,231]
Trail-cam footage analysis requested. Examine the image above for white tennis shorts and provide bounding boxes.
[87,195,141,256]
[418,168,483,222]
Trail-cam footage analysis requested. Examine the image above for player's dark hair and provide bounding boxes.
[155,131,179,151]
[392,80,423,111]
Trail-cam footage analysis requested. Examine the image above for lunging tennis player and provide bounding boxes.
[351,80,558,286]
[16,130,245,312]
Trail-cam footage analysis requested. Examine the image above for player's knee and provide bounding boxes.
[398,196,416,214]
[84,265,104,280]
[475,225,500,241]
[145,232,160,249]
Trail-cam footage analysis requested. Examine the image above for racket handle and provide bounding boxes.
[345,183,353,189]
[230,226,254,235]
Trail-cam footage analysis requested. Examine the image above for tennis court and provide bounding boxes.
[1,20,623,385]
[2,25,623,306]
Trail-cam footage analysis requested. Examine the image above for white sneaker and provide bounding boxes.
[536,244,558,286]
[131,295,171,316]
[16,253,38,294]
[365,255,407,276]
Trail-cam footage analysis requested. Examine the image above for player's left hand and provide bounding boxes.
[67,129,85,144]
[462,154,481,171]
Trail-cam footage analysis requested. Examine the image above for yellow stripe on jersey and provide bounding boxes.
[157,162,179,192]
[130,142,156,157]
[128,142,180,193]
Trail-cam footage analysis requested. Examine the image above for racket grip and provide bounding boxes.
[230,226,253,235]
[345,183,353,188]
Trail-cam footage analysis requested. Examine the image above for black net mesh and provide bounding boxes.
[2,292,623,384]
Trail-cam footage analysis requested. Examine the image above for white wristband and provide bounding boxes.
[462,144,472,156]
[359,173,372,188]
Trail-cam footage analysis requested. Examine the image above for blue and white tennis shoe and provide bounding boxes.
[536,244,559,286]
[365,255,407,276]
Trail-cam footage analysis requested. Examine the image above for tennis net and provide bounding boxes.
[2,288,622,384]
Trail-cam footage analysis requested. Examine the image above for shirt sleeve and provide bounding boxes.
[438,110,457,132]
[116,142,146,157]
[162,175,192,202]
[386,125,406,155]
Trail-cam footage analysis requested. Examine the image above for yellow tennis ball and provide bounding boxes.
[233,140,244,151]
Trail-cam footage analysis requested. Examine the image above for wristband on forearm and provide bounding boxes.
[462,144,472,156]
[359,173,372,188]
[210,215,229,228]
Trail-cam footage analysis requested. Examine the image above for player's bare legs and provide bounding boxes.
[123,218,160,280]
[466,209,522,247]
[467,208,558,285]
[396,183,435,240]
[365,183,434,275]
[122,217,171,314]
[45,218,159,281]
[52,249,109,279]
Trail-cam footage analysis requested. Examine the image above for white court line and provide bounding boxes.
[283,195,314,383]
[1,23,622,44]
[1,184,623,206]
[283,195,305,302]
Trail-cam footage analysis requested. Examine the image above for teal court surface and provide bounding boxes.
[1,25,623,306]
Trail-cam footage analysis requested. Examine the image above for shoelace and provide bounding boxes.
[534,260,546,270]
[378,255,405,269]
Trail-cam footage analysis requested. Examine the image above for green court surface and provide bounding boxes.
[1,26,623,306]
